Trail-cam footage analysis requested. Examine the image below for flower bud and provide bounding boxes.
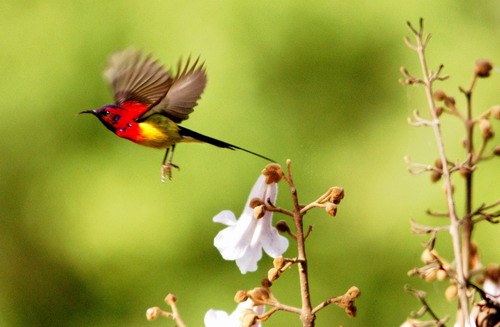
[330,186,345,204]
[434,158,443,169]
[249,197,264,208]
[247,287,271,305]
[164,293,177,305]
[240,309,258,327]
[421,249,435,263]
[494,145,500,156]
[234,290,248,303]
[325,202,337,216]
[433,90,446,101]
[268,267,280,281]
[431,171,441,183]
[436,269,447,281]
[444,96,455,107]
[275,220,290,233]
[273,256,285,270]
[261,278,272,289]
[253,205,266,219]
[445,284,457,301]
[479,119,494,139]
[490,105,500,119]
[474,59,493,78]
[459,167,471,178]
[262,164,283,184]
[146,307,162,320]
[435,106,444,117]
[425,269,437,282]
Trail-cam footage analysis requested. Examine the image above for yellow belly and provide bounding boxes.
[136,121,182,149]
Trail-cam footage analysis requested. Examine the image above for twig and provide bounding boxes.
[405,19,471,323]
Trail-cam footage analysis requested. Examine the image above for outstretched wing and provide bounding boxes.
[140,57,207,123]
[104,48,173,107]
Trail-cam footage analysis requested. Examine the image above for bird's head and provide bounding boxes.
[79,105,125,132]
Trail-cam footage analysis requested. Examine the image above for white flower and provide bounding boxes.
[204,299,265,327]
[213,174,289,274]
[484,277,500,303]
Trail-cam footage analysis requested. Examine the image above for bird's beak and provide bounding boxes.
[78,109,95,115]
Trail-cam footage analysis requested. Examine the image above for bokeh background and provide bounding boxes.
[0,1,499,326]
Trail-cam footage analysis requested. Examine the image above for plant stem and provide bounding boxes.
[413,26,470,325]
[460,75,477,280]
[285,160,315,327]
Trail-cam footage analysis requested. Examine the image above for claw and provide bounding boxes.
[161,163,180,182]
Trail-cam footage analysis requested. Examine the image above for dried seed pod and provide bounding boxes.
[474,59,493,78]
[325,202,337,216]
[479,119,494,139]
[434,90,447,101]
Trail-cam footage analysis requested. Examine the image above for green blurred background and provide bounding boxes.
[0,0,498,326]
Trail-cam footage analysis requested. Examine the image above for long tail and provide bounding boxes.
[179,126,274,162]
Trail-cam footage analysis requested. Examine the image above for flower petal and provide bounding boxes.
[213,210,237,226]
[204,309,231,327]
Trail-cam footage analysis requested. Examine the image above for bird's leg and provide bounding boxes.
[161,145,180,182]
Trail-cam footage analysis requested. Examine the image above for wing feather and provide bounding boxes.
[143,56,207,123]
[104,48,172,107]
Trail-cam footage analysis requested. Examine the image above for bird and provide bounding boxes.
[80,48,273,182]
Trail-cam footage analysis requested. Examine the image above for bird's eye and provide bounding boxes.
[103,111,111,116]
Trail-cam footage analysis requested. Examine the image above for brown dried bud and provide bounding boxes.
[253,205,266,219]
[479,119,494,139]
[459,167,471,178]
[490,105,500,119]
[247,287,271,305]
[268,267,280,281]
[275,220,290,233]
[431,171,441,183]
[325,202,337,216]
[436,269,448,281]
[262,164,283,184]
[434,90,447,101]
[164,293,177,305]
[261,278,272,289]
[469,242,480,270]
[249,197,264,208]
[434,158,443,169]
[474,59,493,78]
[234,290,248,303]
[240,309,258,327]
[273,256,285,270]
[494,145,500,156]
[330,186,345,204]
[445,284,457,301]
[146,307,162,321]
[435,106,444,117]
[444,96,455,107]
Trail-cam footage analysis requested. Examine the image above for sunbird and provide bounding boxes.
[80,48,272,181]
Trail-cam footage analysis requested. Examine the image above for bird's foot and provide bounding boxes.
[161,163,180,182]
